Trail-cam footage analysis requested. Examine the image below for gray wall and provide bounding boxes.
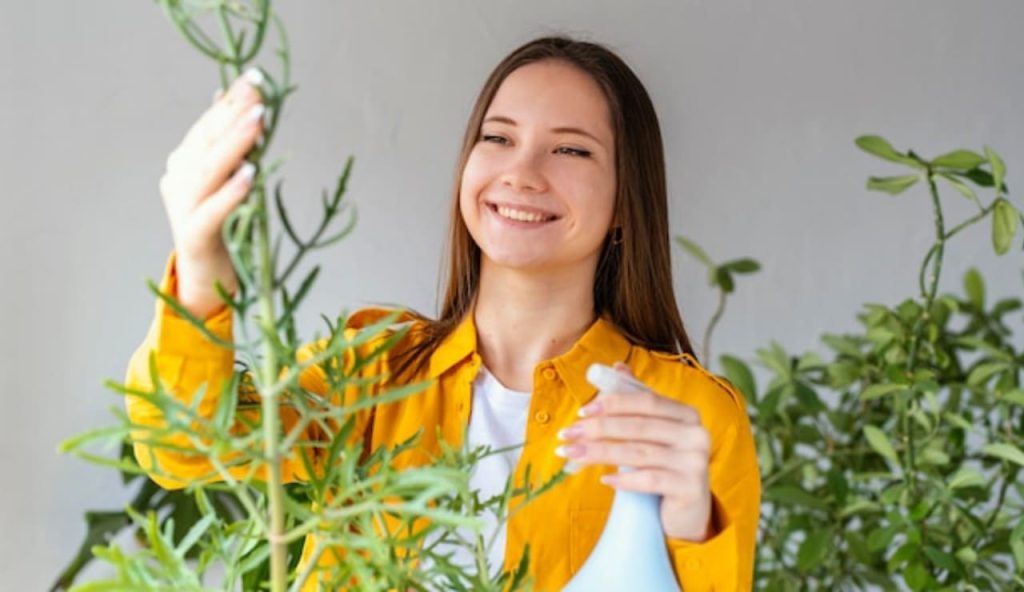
[1,0,1021,588]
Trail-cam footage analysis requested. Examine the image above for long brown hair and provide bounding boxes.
[389,35,698,382]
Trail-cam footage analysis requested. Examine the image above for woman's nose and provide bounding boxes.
[500,149,547,193]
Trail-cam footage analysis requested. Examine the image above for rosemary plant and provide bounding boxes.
[60,1,562,590]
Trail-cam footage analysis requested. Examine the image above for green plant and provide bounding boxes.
[59,2,560,590]
[679,137,1024,590]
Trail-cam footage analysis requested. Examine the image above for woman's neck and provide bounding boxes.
[472,259,598,391]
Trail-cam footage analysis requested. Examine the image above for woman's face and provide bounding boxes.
[460,59,617,275]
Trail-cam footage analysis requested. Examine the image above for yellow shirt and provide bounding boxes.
[125,252,761,591]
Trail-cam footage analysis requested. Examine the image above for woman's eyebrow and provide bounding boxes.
[483,115,604,146]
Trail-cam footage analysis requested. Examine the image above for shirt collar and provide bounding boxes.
[427,308,633,405]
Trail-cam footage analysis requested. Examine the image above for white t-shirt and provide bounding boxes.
[417,363,532,578]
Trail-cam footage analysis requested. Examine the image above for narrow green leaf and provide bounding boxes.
[984,145,1006,196]
[175,512,216,557]
[674,235,714,268]
[982,442,1024,467]
[866,174,920,196]
[992,198,1019,255]
[1000,389,1024,407]
[859,383,907,401]
[863,425,899,464]
[962,268,984,309]
[855,135,921,167]
[937,172,980,204]
[947,467,985,490]
[967,361,1010,386]
[764,485,829,511]
[931,149,986,171]
[721,258,761,274]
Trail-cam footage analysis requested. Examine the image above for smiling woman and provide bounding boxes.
[123,33,759,591]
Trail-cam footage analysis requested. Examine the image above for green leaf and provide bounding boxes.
[904,560,931,591]
[719,354,757,403]
[947,467,986,490]
[855,135,921,167]
[992,198,1020,255]
[962,268,985,310]
[715,267,735,292]
[674,235,714,268]
[721,258,761,274]
[1011,518,1024,572]
[967,361,1010,386]
[937,172,980,204]
[863,425,899,465]
[931,149,986,171]
[1000,389,1024,407]
[764,485,829,511]
[796,530,831,572]
[982,442,1024,467]
[866,174,920,195]
[984,145,1006,196]
[859,383,907,401]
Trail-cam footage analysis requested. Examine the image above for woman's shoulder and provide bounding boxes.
[629,347,750,434]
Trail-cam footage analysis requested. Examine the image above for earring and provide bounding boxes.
[611,226,624,246]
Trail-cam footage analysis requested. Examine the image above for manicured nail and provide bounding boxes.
[245,103,265,124]
[236,162,256,182]
[243,67,264,87]
[213,87,225,103]
[578,402,602,417]
[557,425,583,440]
[554,443,585,459]
[600,474,619,486]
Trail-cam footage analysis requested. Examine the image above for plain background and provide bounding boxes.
[1,1,1022,588]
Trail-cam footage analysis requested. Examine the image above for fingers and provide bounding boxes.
[561,416,711,452]
[581,390,702,425]
[557,438,708,474]
[185,68,264,149]
[194,162,257,234]
[193,106,264,199]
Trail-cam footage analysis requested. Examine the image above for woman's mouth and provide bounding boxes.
[486,202,560,227]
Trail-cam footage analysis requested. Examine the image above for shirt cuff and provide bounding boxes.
[665,495,740,591]
[151,250,234,359]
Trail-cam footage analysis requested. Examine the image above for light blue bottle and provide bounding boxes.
[562,363,681,592]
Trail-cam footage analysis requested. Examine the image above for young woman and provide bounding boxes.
[127,35,760,591]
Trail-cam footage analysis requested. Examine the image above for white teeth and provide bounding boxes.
[495,205,554,223]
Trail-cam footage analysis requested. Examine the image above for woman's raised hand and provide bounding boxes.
[159,68,265,319]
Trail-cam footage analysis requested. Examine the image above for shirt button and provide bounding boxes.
[534,411,551,424]
[542,367,557,380]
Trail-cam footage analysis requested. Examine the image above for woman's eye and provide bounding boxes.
[556,146,592,158]
[480,134,507,144]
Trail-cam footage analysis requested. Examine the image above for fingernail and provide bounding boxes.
[554,443,585,459]
[600,474,618,486]
[557,425,583,440]
[578,402,601,417]
[236,162,256,182]
[213,87,225,103]
[245,103,265,124]
[242,67,264,87]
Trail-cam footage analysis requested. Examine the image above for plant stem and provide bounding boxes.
[256,180,287,591]
[213,3,287,590]
[702,288,727,363]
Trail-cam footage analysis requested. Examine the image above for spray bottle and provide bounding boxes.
[561,363,681,591]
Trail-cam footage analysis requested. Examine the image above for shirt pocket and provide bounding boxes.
[569,508,608,575]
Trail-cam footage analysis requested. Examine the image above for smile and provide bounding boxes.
[486,202,560,225]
